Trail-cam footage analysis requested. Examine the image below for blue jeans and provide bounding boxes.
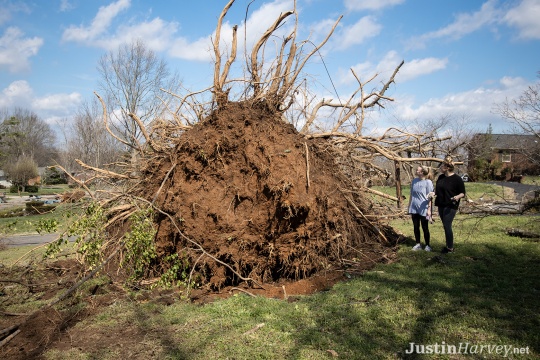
[438,206,457,249]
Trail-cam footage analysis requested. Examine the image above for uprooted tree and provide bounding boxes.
[51,1,452,292]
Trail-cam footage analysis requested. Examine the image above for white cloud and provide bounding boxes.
[0,80,33,107]
[0,9,10,26]
[0,27,43,72]
[0,81,82,125]
[399,57,448,82]
[499,75,528,88]
[59,0,299,63]
[344,51,447,85]
[503,0,540,40]
[309,18,341,43]
[62,0,131,43]
[244,0,294,40]
[410,0,501,49]
[60,0,74,12]
[92,18,180,52]
[171,0,295,62]
[333,16,382,50]
[33,92,82,112]
[344,0,405,11]
[0,1,31,26]
[60,0,211,59]
[168,36,212,62]
[388,76,530,133]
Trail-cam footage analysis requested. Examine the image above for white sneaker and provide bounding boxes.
[412,243,422,251]
[424,245,432,252]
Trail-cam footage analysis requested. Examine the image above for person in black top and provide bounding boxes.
[434,156,466,253]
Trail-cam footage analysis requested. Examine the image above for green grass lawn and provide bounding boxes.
[522,175,540,186]
[0,203,83,235]
[36,213,540,359]
[2,184,72,196]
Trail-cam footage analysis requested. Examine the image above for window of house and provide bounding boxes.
[501,154,511,162]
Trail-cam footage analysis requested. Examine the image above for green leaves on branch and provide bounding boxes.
[157,253,194,289]
[122,208,157,281]
[44,202,105,266]
[36,219,59,234]
[43,201,196,289]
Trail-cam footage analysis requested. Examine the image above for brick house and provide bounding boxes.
[468,133,540,180]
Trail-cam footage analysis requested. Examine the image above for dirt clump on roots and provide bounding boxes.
[133,100,399,292]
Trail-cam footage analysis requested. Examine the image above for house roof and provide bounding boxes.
[474,133,539,150]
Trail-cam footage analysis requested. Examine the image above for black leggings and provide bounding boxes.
[438,206,457,249]
[411,213,430,245]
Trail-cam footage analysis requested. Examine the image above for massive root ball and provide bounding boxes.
[132,100,397,289]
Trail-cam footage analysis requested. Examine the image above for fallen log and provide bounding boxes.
[506,228,540,239]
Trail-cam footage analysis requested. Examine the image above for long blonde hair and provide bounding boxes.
[419,165,433,180]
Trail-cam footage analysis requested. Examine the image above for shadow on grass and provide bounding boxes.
[132,304,192,359]
[290,240,539,359]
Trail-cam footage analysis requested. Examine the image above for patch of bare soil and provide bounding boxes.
[0,259,80,359]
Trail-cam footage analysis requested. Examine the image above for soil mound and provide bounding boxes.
[134,100,397,289]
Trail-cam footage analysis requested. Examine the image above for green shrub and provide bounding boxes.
[43,166,68,185]
[123,208,157,281]
[9,184,39,193]
[26,185,39,193]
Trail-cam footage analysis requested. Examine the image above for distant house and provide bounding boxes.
[28,175,41,186]
[68,171,94,185]
[0,170,11,188]
[468,133,540,180]
[0,167,47,187]
[28,167,47,186]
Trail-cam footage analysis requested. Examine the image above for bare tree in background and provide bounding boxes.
[59,99,123,172]
[97,39,181,150]
[0,107,58,167]
[389,114,476,182]
[493,72,540,169]
[426,114,476,167]
[493,72,540,139]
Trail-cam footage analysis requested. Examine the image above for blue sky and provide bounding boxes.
[1,0,539,137]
